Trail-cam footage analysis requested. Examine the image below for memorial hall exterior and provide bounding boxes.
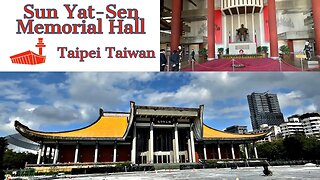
[161,0,320,59]
[15,102,265,171]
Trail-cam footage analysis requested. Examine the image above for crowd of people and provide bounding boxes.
[160,47,196,72]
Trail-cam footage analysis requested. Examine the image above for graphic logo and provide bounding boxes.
[10,38,46,65]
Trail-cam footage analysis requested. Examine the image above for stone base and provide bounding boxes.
[229,42,257,55]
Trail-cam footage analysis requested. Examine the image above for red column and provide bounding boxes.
[207,0,215,60]
[287,40,294,60]
[287,40,294,53]
[170,0,182,52]
[312,0,320,57]
[268,0,279,58]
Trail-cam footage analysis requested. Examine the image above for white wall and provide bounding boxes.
[276,12,309,34]
[184,21,207,37]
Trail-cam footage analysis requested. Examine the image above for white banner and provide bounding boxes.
[0,1,159,71]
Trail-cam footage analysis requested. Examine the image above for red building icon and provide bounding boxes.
[10,38,46,65]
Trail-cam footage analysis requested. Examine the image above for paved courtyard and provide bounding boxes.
[54,165,320,180]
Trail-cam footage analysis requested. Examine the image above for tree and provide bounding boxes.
[0,137,8,180]
[302,136,320,160]
[3,149,37,170]
[257,139,285,161]
[258,135,320,161]
[283,135,304,160]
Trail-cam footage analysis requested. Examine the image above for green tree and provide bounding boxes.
[0,137,8,180]
[302,136,320,160]
[257,139,285,161]
[258,135,320,161]
[3,149,37,170]
[283,135,304,160]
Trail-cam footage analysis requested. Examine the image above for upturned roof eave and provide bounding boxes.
[14,120,127,142]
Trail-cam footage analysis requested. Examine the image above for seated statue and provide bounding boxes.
[236,24,249,42]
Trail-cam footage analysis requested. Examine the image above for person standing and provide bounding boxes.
[170,50,180,71]
[304,41,313,60]
[178,45,183,71]
[160,49,167,71]
[191,49,196,61]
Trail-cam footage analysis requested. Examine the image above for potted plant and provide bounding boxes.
[257,46,269,58]
[198,48,208,61]
[279,45,291,61]
[218,48,224,59]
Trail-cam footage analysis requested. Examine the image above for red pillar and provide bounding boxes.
[287,40,294,60]
[207,0,215,60]
[170,0,182,52]
[268,0,279,58]
[312,0,320,57]
[287,40,294,53]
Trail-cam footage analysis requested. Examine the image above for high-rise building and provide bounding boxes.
[247,92,284,130]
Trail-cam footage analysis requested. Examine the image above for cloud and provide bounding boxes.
[32,105,81,123]
[0,80,30,101]
[294,104,318,115]
[278,91,304,108]
[142,86,211,106]
[1,72,320,137]
[65,73,156,108]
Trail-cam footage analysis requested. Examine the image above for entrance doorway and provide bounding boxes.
[154,128,173,163]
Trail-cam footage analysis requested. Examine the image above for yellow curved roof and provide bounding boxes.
[203,125,265,139]
[33,116,128,138]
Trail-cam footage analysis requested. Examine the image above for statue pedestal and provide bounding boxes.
[229,42,257,55]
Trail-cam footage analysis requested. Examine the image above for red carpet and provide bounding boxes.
[183,58,302,72]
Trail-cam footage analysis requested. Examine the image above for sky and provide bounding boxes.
[0,72,320,137]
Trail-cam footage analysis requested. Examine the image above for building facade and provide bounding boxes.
[280,115,304,138]
[247,92,284,130]
[225,125,248,134]
[254,124,281,142]
[300,113,320,137]
[161,0,320,60]
[15,102,266,172]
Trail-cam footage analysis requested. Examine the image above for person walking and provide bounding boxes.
[191,49,196,61]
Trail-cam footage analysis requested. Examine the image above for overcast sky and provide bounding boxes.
[1,72,319,137]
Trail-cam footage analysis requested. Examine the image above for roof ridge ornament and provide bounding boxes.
[99,107,104,116]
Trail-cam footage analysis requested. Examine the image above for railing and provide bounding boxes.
[138,151,148,164]
[179,150,189,163]
[138,150,190,164]
[154,151,173,164]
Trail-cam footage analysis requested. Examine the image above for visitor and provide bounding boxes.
[191,49,196,61]
[304,41,313,60]
[263,165,272,176]
[178,45,183,71]
[160,49,167,71]
[170,50,180,71]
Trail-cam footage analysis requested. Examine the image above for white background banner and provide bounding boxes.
[0,0,159,71]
